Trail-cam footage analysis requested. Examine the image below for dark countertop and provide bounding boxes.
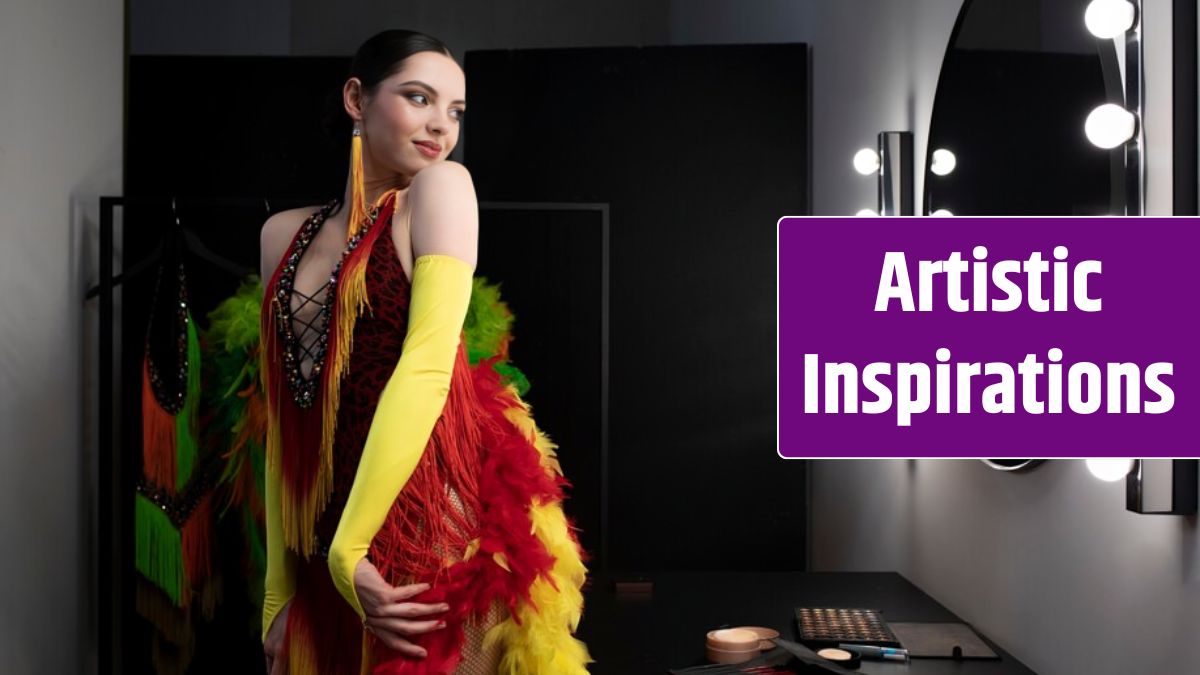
[574,571,1036,675]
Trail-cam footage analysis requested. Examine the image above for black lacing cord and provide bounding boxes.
[289,280,333,376]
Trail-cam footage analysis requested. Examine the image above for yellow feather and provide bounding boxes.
[483,394,592,673]
[463,538,480,561]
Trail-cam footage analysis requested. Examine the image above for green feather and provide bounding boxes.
[464,277,514,364]
[494,362,531,396]
[463,277,535,395]
[205,277,266,514]
[206,277,264,354]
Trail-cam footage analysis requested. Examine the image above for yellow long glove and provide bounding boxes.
[327,254,475,620]
[262,448,297,641]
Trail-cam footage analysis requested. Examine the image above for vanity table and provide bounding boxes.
[575,572,1036,675]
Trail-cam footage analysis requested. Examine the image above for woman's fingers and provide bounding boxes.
[365,615,446,636]
[389,582,432,602]
[366,624,429,658]
[373,601,450,618]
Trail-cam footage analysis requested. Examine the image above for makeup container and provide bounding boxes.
[794,607,902,649]
[735,626,781,651]
[816,647,862,670]
[706,628,762,664]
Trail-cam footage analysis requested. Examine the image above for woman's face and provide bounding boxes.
[351,50,466,178]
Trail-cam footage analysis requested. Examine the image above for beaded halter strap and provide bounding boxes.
[272,199,382,408]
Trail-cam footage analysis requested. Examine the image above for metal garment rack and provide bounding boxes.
[95,196,611,674]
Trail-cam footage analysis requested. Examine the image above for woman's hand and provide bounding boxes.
[263,600,290,675]
[354,557,449,658]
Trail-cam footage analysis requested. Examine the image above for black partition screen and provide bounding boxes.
[475,203,607,574]
[465,44,811,572]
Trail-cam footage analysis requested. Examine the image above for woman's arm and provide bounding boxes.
[327,161,479,619]
[260,214,304,644]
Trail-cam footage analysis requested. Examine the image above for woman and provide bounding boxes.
[258,30,591,674]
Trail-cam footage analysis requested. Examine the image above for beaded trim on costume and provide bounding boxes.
[272,199,380,408]
[135,462,217,528]
[145,262,190,415]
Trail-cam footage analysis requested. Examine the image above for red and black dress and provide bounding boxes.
[260,192,591,674]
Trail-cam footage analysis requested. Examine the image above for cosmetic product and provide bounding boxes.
[816,648,862,670]
[706,629,761,664]
[838,643,908,662]
[732,625,781,651]
[794,607,902,649]
[707,629,761,651]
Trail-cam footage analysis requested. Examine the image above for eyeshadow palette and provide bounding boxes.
[794,607,902,649]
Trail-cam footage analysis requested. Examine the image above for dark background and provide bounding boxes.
[464,44,810,572]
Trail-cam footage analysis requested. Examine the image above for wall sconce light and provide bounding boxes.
[854,148,881,176]
[1085,458,1136,481]
[1085,103,1139,148]
[930,148,957,176]
[853,132,912,215]
[1083,0,1143,215]
[1085,0,1137,39]
[1127,459,1197,515]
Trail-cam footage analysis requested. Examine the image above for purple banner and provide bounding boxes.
[777,216,1199,458]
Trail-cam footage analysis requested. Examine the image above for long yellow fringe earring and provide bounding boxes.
[347,124,368,241]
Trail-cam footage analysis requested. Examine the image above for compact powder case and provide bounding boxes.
[704,626,783,664]
[705,629,761,664]
[816,647,862,670]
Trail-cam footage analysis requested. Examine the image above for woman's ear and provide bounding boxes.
[343,77,366,124]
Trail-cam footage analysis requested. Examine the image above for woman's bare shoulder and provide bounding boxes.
[408,162,478,265]
[410,161,475,198]
[259,205,323,279]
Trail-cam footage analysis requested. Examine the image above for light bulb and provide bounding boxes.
[856,208,878,216]
[1085,458,1136,482]
[1085,104,1137,148]
[1085,0,1136,39]
[931,209,954,216]
[931,149,957,176]
[854,148,881,176]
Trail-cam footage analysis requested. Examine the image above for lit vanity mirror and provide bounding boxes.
[925,0,1126,215]
[981,459,1045,472]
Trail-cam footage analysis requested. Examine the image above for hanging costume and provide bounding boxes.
[259,187,591,674]
[135,253,222,675]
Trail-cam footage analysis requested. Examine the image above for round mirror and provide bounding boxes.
[981,459,1045,471]
[925,0,1126,215]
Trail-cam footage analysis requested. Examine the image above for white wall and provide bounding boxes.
[0,0,123,674]
[811,460,1200,675]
